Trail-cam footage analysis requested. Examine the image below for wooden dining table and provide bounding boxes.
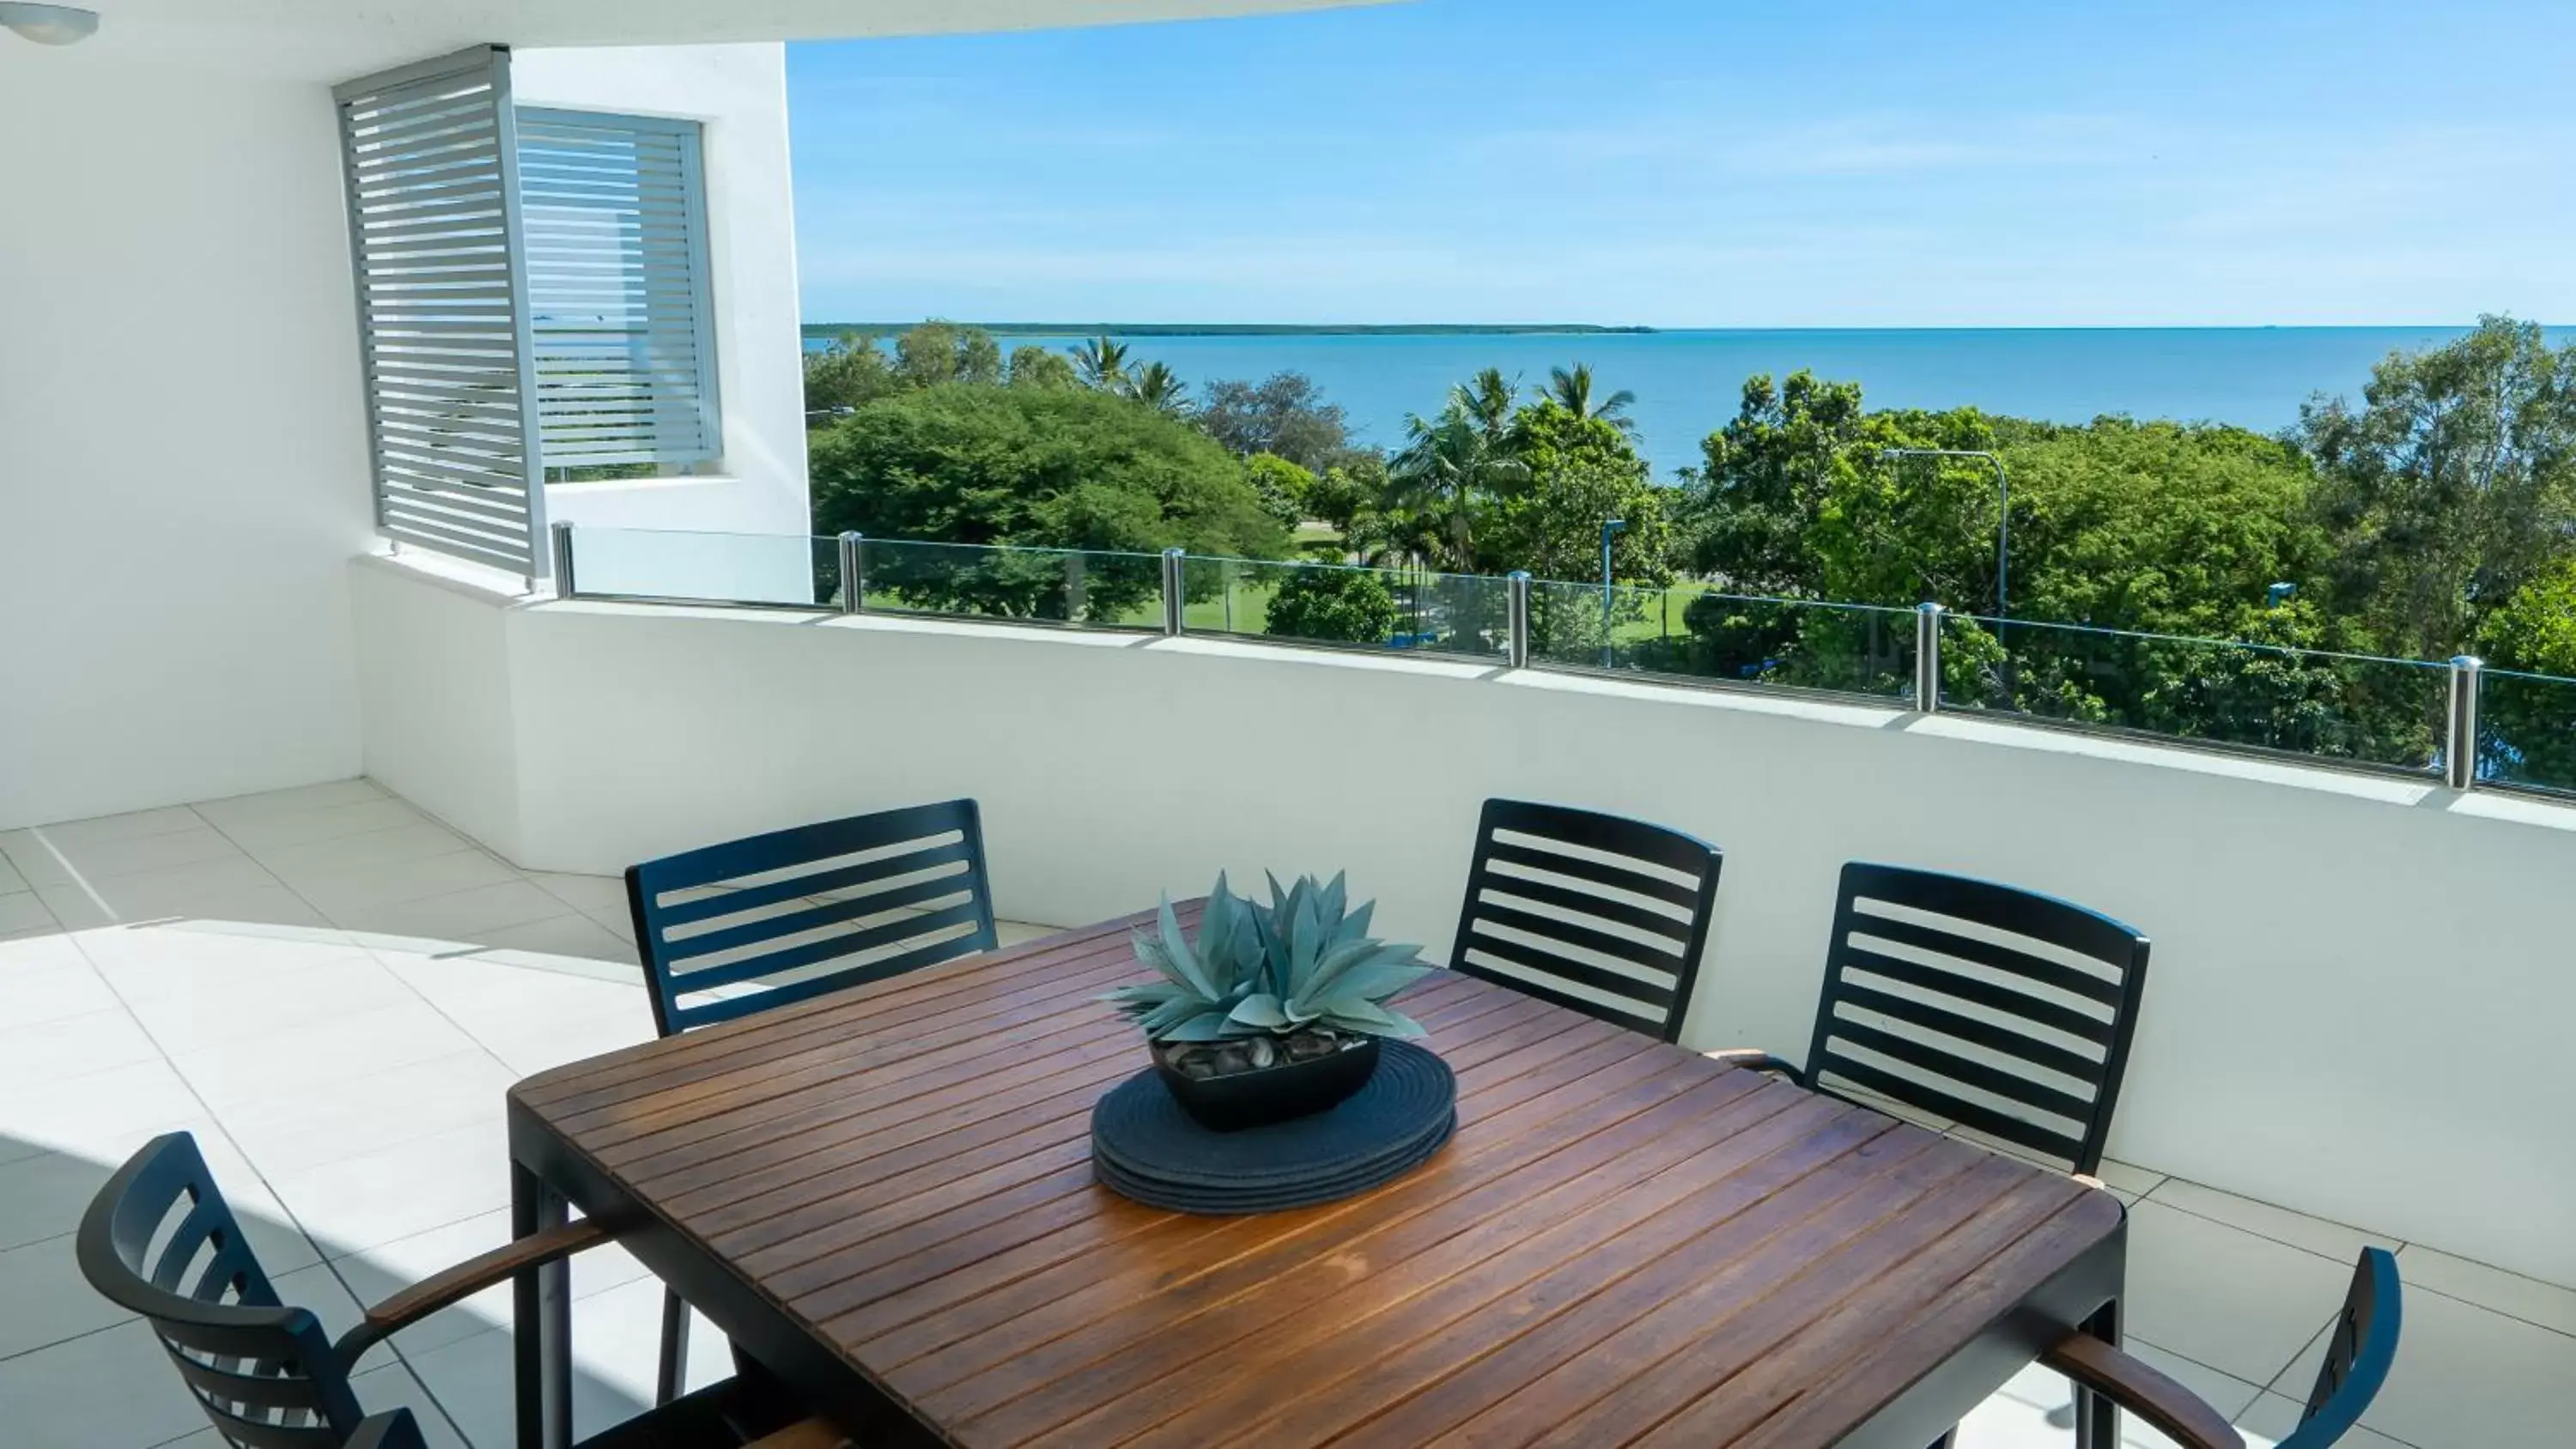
[505,904,2129,1449]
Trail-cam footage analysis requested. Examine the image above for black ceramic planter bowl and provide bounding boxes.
[1153,1036,1382,1132]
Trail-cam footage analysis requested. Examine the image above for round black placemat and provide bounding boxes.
[1091,1040,1456,1215]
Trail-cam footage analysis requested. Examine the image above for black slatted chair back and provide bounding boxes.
[626,800,999,1036]
[1801,863,2150,1176]
[1449,798,1722,1041]
[76,1131,393,1449]
[2280,1248,2403,1449]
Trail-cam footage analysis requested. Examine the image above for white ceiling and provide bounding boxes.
[6,0,1391,81]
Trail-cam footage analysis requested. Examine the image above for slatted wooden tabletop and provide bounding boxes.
[510,906,2125,1449]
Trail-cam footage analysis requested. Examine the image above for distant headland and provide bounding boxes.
[799,322,1660,338]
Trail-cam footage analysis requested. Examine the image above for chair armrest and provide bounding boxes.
[2042,1333,2245,1449]
[347,1409,432,1449]
[1704,1047,1801,1077]
[334,1217,613,1366]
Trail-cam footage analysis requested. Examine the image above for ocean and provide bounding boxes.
[799,326,2480,480]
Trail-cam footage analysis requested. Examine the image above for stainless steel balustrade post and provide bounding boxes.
[1162,549,1187,636]
[1914,602,1945,714]
[2446,654,2483,790]
[549,522,576,599]
[1507,572,1532,668]
[837,532,864,615]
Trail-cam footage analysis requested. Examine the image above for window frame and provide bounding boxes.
[514,106,723,477]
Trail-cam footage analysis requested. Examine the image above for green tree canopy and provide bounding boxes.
[810,384,1288,615]
[893,320,1003,389]
[801,331,903,418]
[1196,372,1354,472]
[1545,362,1638,438]
[2301,315,2576,661]
[1006,345,1078,391]
[1071,336,1132,390]
[1119,359,1192,416]
[1243,452,1315,534]
[1484,400,1674,584]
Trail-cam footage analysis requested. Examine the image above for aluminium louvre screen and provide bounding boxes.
[516,109,721,472]
[334,45,550,579]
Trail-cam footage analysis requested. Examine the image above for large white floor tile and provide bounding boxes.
[0,1058,208,1166]
[0,852,27,895]
[471,912,641,967]
[0,1005,161,1093]
[2095,1159,2166,1199]
[524,871,629,918]
[0,1118,316,1276]
[119,952,421,1058]
[216,1049,518,1179]
[470,1003,657,1079]
[0,1232,133,1359]
[203,795,423,852]
[2397,1243,2576,1337]
[2236,1391,2409,1447]
[2,955,122,1028]
[167,997,487,1117]
[10,805,203,852]
[2343,1282,2576,1449]
[76,919,377,1000]
[328,880,574,944]
[382,951,648,1040]
[270,1119,514,1260]
[2147,1176,2399,1264]
[2122,1197,2350,1388]
[11,825,243,887]
[190,779,386,825]
[39,855,283,921]
[249,820,477,883]
[279,846,524,917]
[0,1318,211,1449]
[0,889,53,941]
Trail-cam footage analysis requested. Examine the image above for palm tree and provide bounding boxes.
[1070,336,1132,390]
[1455,367,1519,442]
[1388,403,1528,573]
[1118,360,1191,416]
[1546,361,1638,436]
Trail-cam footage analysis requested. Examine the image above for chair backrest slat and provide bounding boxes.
[2279,1248,2403,1448]
[1449,799,1722,1042]
[78,1132,375,1449]
[1801,862,2151,1176]
[626,800,999,1037]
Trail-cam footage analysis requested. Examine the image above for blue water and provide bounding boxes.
[801,327,2480,479]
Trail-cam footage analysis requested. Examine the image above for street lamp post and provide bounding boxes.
[1600,518,1627,668]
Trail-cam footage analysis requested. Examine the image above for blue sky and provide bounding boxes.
[786,0,2575,327]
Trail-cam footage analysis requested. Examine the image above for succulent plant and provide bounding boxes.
[1103,871,1436,1044]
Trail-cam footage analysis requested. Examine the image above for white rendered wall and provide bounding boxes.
[0,42,807,830]
[0,57,373,829]
[351,555,2576,1292]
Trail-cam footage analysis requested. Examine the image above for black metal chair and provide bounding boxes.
[1713,862,2150,1177]
[2039,1247,2402,1449]
[624,798,999,1402]
[76,1131,833,1449]
[1448,798,1722,1042]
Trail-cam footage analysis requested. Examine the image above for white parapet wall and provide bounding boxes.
[352,551,2576,1291]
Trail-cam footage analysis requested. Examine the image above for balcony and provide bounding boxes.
[5,3,2573,1446]
[3,543,2568,1446]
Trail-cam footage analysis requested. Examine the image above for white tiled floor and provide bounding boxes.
[0,779,2567,1448]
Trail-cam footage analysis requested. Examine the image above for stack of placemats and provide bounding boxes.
[1089,1040,1457,1214]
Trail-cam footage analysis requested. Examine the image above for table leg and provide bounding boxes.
[2073,1297,2122,1449]
[511,1161,573,1449]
